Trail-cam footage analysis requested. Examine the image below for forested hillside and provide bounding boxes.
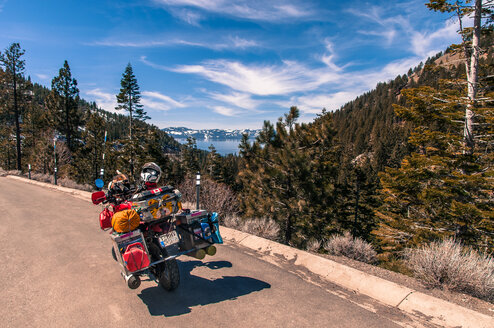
[0,57,183,186]
[235,29,494,261]
[1,3,492,269]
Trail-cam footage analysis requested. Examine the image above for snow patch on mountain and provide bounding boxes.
[162,127,260,140]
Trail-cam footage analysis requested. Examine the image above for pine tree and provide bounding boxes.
[182,136,200,175]
[115,63,148,177]
[0,43,28,170]
[376,83,494,254]
[205,144,223,181]
[115,63,148,139]
[426,0,493,153]
[72,108,106,183]
[46,60,81,152]
[238,107,342,246]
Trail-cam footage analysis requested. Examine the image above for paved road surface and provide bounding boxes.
[0,177,432,328]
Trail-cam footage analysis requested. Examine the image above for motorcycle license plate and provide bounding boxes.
[160,230,179,246]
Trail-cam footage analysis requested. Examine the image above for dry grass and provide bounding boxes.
[58,177,93,192]
[405,239,494,301]
[6,170,21,176]
[2,168,94,192]
[324,232,377,264]
[223,215,280,241]
[306,239,322,252]
[31,173,53,183]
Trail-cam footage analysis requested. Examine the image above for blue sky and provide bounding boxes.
[0,0,461,129]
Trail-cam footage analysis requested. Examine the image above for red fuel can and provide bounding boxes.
[99,208,113,230]
[122,242,150,272]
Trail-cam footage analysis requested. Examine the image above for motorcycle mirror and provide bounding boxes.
[91,191,106,204]
[95,178,104,189]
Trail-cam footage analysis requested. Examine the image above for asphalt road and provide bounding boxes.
[0,177,431,328]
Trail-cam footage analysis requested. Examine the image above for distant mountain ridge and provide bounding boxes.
[162,127,260,140]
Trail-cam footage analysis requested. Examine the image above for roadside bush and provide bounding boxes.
[5,170,94,192]
[178,177,238,217]
[405,239,494,301]
[31,173,53,183]
[324,232,377,264]
[58,177,93,192]
[306,239,322,252]
[7,170,21,176]
[223,215,280,241]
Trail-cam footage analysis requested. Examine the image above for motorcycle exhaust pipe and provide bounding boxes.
[121,272,141,289]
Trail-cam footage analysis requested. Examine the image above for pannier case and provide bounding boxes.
[130,186,182,221]
[111,230,151,274]
[175,210,223,251]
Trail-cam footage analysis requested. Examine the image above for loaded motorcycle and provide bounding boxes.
[91,178,223,291]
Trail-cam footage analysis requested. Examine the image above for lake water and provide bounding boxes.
[175,139,242,156]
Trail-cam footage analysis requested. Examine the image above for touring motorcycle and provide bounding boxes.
[91,179,223,290]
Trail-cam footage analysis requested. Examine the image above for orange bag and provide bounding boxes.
[111,209,140,233]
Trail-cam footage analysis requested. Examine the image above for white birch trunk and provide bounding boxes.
[463,0,482,153]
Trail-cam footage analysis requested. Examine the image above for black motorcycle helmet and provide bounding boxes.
[141,162,161,184]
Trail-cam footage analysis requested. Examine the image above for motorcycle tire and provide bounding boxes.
[159,258,180,291]
[111,247,117,261]
[148,242,180,291]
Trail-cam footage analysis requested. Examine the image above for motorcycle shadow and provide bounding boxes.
[137,260,271,317]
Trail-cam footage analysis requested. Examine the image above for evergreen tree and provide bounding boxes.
[238,108,342,246]
[376,84,494,254]
[427,0,493,153]
[115,63,148,177]
[0,43,28,170]
[72,108,106,183]
[205,144,223,181]
[182,136,200,175]
[115,63,148,139]
[46,60,81,152]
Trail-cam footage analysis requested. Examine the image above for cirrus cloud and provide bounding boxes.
[153,0,314,22]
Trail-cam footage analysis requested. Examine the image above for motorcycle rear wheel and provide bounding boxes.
[148,242,180,291]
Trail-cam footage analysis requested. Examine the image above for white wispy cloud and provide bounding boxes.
[212,106,237,116]
[357,29,396,46]
[170,8,203,25]
[85,88,119,113]
[168,59,342,96]
[142,51,420,116]
[86,89,186,113]
[88,35,259,51]
[349,3,461,56]
[153,0,314,22]
[320,39,343,72]
[141,91,186,111]
[229,36,259,49]
[410,18,459,57]
[88,40,171,47]
[35,73,50,81]
[209,91,260,110]
[291,91,362,114]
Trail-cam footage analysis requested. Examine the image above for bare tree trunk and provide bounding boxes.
[463,0,481,154]
[129,94,134,177]
[13,65,21,170]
